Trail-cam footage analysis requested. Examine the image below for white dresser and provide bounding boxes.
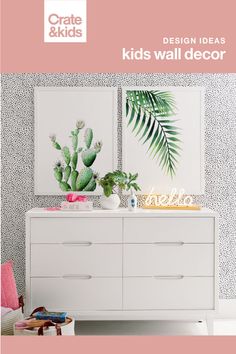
[26,208,218,334]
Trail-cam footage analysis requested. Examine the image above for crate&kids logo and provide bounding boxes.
[44,0,87,42]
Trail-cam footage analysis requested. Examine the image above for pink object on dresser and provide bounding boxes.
[45,207,61,211]
[66,193,87,202]
[1,260,19,310]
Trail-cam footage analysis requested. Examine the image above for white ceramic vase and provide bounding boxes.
[100,194,120,210]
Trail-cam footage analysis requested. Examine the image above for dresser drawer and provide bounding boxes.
[124,244,214,276]
[123,277,214,310]
[124,218,214,243]
[30,218,122,243]
[31,278,122,311]
[31,244,122,277]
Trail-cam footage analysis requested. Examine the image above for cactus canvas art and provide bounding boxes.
[50,121,102,192]
[34,87,117,195]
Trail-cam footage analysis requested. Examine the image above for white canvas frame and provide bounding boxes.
[34,87,117,195]
[122,86,205,195]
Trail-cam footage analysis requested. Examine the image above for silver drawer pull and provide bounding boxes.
[63,274,92,279]
[154,275,184,280]
[154,242,184,246]
[62,241,92,246]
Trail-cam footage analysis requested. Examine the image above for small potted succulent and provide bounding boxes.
[98,170,141,210]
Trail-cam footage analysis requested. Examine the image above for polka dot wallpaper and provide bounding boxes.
[1,73,236,298]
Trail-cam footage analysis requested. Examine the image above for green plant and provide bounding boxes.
[49,121,102,192]
[126,90,181,177]
[98,170,141,197]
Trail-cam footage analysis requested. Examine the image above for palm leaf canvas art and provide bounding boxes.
[126,90,181,177]
[123,87,205,194]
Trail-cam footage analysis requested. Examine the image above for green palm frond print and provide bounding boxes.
[126,90,181,177]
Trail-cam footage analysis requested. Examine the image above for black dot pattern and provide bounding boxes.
[1,73,236,298]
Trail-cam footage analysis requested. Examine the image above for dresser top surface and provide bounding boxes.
[26,207,217,218]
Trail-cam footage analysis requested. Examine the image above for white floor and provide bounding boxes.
[75,301,236,336]
[76,319,236,336]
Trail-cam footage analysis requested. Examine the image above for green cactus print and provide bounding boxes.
[84,128,93,149]
[54,161,63,182]
[64,165,71,183]
[62,146,71,165]
[71,151,78,170]
[83,177,96,191]
[59,181,71,191]
[71,133,78,151]
[81,149,97,167]
[71,170,78,191]
[49,121,102,192]
[76,167,93,191]
[54,167,63,182]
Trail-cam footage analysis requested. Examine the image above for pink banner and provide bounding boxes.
[2,336,236,354]
[1,0,235,72]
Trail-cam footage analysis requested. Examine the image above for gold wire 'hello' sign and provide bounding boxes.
[143,188,201,210]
